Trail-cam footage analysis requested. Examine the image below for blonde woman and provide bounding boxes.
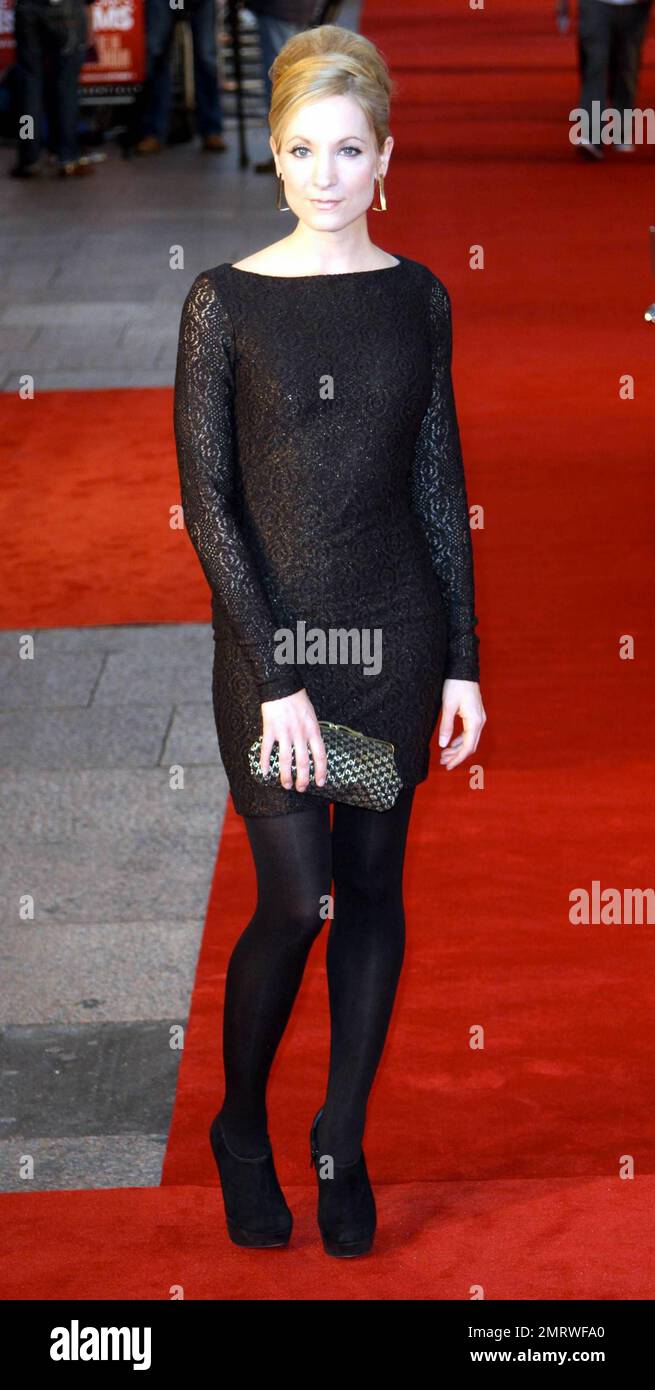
[173,23,486,1258]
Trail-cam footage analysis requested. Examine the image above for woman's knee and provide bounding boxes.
[268,893,329,945]
[252,868,332,943]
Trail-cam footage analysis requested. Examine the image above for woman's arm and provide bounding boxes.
[408,273,481,684]
[173,272,305,702]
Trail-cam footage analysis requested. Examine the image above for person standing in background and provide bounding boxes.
[248,1,332,172]
[10,0,95,178]
[136,0,227,154]
[559,0,654,158]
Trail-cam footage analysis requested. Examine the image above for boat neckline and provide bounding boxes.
[226,253,404,280]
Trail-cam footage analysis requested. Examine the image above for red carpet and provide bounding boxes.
[2,1176,653,1300]
[3,0,655,1298]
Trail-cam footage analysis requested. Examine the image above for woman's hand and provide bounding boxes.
[260,688,327,792]
[438,679,487,771]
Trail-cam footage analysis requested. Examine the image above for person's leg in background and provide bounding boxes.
[607,0,653,147]
[11,0,45,175]
[317,787,416,1164]
[252,13,307,172]
[256,14,304,110]
[47,0,90,172]
[136,0,177,150]
[189,0,227,149]
[219,802,333,1158]
[577,0,613,156]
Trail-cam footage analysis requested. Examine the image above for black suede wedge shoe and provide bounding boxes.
[309,1106,376,1258]
[209,1110,292,1249]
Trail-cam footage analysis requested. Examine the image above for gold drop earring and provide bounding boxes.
[372,172,387,212]
[275,172,290,211]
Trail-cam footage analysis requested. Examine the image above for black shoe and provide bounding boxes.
[209,1110,293,1248]
[309,1107,376,1258]
[577,138,604,161]
[9,162,42,179]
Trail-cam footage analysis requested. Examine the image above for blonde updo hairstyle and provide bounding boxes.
[268,24,396,157]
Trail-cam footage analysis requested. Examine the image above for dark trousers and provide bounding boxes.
[139,0,223,141]
[254,14,305,109]
[578,0,653,142]
[13,0,87,167]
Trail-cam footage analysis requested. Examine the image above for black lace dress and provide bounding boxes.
[173,253,480,817]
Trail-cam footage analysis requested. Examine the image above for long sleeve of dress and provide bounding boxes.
[408,275,481,682]
[173,272,305,702]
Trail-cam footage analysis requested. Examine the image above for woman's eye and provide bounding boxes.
[288,145,362,157]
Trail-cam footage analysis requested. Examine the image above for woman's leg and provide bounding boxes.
[319,786,417,1164]
[220,800,332,1157]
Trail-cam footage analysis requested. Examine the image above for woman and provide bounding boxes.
[173,23,486,1259]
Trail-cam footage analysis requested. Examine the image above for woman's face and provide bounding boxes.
[271,94,393,228]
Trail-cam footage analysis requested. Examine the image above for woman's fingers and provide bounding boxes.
[260,689,327,793]
[440,717,483,769]
[260,719,325,792]
[259,727,275,778]
[277,731,293,789]
[308,730,327,787]
[294,733,311,792]
[438,687,487,771]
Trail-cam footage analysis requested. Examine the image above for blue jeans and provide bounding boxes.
[13,0,87,166]
[255,15,305,110]
[140,0,223,140]
[578,0,653,144]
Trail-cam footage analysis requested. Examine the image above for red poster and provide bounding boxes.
[0,0,16,70]
[80,0,146,87]
[0,0,146,85]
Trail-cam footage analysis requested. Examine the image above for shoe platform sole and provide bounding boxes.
[226,1219,292,1249]
[320,1234,374,1258]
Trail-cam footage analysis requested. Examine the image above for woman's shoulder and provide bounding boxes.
[178,267,236,354]
[183,263,232,297]
[393,256,451,315]
[405,257,451,300]
[180,264,236,323]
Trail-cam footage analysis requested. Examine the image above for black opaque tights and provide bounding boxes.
[219,787,416,1164]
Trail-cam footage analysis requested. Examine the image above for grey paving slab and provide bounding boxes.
[0,1020,182,1138]
[21,327,164,373]
[1,767,227,912]
[120,325,179,357]
[0,1134,168,1191]
[0,233,85,258]
[92,647,212,704]
[162,701,221,766]
[0,704,173,769]
[1,766,224,843]
[0,832,227,925]
[0,301,178,326]
[0,325,39,353]
[154,343,179,372]
[14,621,210,653]
[0,918,206,1026]
[2,265,59,291]
[0,368,176,392]
[0,649,105,708]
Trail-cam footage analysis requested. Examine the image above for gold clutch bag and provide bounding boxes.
[247,720,403,812]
